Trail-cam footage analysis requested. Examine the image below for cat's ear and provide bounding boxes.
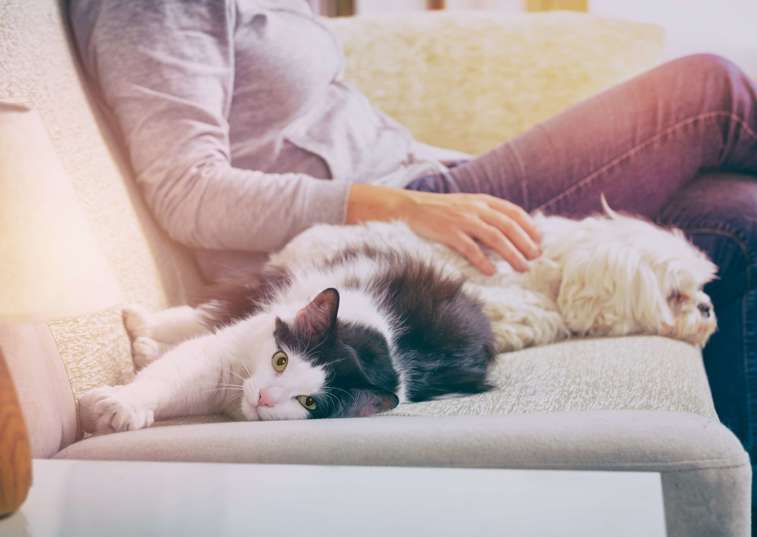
[294,288,340,342]
[342,389,399,418]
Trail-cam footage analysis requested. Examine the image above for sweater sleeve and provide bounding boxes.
[70,0,350,253]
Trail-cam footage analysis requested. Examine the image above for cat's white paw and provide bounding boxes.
[132,336,163,369]
[122,304,152,340]
[79,386,155,435]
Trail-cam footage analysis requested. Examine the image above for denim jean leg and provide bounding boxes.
[656,174,757,460]
[442,54,757,217]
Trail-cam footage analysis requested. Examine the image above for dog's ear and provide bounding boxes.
[557,246,613,335]
[557,243,672,336]
[632,260,674,331]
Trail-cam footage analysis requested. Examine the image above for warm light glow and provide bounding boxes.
[0,103,122,321]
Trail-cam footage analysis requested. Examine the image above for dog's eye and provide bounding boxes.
[668,290,687,303]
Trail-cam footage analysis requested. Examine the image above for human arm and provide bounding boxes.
[70,0,539,270]
[347,184,541,274]
[70,0,350,254]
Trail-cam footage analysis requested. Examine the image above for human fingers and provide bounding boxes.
[479,207,540,261]
[447,230,496,276]
[483,196,542,244]
[464,217,529,272]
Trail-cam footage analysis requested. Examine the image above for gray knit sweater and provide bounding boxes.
[70,0,467,279]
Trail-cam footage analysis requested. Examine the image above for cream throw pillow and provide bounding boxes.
[328,11,665,155]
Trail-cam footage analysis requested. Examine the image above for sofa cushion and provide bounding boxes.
[0,323,77,458]
[327,11,665,155]
[387,336,716,418]
[54,410,742,470]
[55,411,750,537]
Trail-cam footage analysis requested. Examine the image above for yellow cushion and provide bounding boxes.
[328,12,665,155]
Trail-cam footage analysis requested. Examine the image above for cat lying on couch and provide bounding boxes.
[79,202,718,434]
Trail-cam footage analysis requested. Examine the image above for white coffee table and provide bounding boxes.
[1,459,666,537]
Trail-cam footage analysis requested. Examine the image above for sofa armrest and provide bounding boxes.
[326,12,665,154]
[0,323,78,458]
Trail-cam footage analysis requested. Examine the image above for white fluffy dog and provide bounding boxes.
[271,200,718,352]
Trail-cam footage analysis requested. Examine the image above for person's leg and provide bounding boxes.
[655,173,757,510]
[408,54,757,219]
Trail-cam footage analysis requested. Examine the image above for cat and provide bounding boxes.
[79,247,496,434]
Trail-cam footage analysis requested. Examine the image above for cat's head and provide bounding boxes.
[239,288,399,421]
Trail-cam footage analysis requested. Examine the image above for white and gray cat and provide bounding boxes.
[79,238,495,434]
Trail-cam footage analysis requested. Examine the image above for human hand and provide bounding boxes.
[346,184,541,275]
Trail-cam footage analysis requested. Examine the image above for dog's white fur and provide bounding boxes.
[270,203,718,351]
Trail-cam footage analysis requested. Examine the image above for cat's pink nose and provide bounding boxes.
[258,389,275,407]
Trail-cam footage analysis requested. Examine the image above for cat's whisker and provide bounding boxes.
[199,381,246,396]
[322,387,342,399]
[320,357,349,369]
[223,390,244,401]
[320,391,339,407]
[228,370,248,383]
[326,386,350,395]
[323,386,356,404]
[201,386,245,394]
[305,330,331,356]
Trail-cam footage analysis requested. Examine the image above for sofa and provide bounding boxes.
[0,1,751,535]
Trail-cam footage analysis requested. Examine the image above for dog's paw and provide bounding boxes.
[132,336,164,369]
[122,304,152,340]
[78,386,155,435]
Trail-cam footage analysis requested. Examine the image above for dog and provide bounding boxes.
[269,198,718,352]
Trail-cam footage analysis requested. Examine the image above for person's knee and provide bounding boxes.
[656,175,757,302]
[673,53,740,80]
[670,54,746,106]
[691,224,754,307]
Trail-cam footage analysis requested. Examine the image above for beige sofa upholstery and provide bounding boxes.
[0,2,750,536]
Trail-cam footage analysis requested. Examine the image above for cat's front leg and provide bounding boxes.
[123,304,213,369]
[78,384,157,433]
[79,332,228,434]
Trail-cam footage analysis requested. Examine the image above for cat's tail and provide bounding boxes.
[189,266,293,330]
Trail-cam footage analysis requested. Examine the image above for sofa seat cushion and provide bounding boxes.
[388,336,716,418]
[53,410,739,470]
[55,411,750,537]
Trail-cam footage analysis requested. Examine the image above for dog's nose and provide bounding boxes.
[697,303,712,318]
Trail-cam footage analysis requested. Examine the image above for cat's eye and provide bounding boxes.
[296,395,317,411]
[272,350,288,373]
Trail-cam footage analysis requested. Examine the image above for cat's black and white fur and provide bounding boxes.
[79,247,495,433]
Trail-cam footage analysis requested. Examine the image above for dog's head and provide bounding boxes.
[551,200,717,347]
